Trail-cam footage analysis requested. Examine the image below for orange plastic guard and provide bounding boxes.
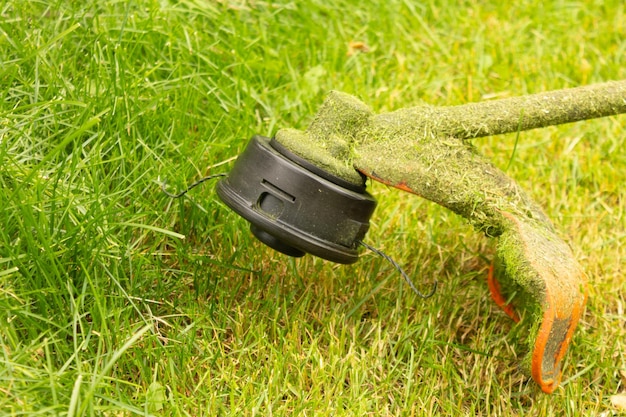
[356,139,588,393]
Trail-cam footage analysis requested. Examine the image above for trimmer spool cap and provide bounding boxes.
[216,135,377,264]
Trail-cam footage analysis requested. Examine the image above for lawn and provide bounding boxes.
[1,0,625,415]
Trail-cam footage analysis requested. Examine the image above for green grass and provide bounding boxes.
[1,0,625,415]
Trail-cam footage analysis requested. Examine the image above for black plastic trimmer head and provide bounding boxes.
[216,135,377,264]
